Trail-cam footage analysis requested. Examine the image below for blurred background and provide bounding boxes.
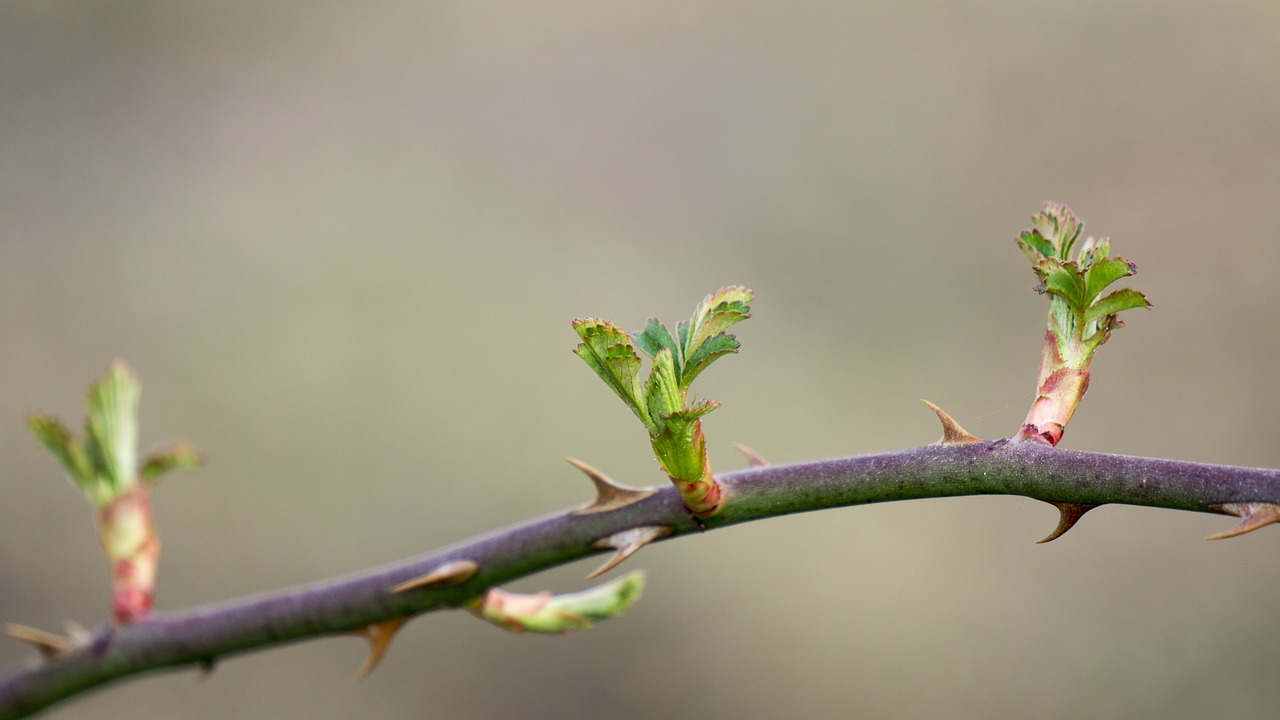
[3,1,1279,718]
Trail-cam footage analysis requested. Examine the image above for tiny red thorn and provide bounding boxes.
[730,442,770,468]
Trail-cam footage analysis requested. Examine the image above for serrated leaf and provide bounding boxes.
[1017,231,1055,262]
[1084,288,1151,324]
[84,360,141,492]
[643,348,682,429]
[1030,203,1082,258]
[572,319,651,428]
[140,442,204,482]
[1079,236,1111,264]
[633,318,679,369]
[684,287,752,361]
[1039,262,1087,309]
[665,398,721,423]
[27,415,93,490]
[680,332,741,388]
[1083,256,1135,304]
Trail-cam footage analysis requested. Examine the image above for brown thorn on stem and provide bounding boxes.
[586,525,674,579]
[352,616,412,681]
[1205,502,1280,540]
[730,442,770,468]
[1037,501,1098,543]
[921,400,982,445]
[566,457,657,515]
[391,560,479,593]
[3,624,74,659]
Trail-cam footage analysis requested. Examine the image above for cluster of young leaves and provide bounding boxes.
[570,287,752,487]
[1017,203,1151,367]
[26,361,200,507]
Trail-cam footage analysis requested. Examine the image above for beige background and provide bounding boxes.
[3,2,1280,718]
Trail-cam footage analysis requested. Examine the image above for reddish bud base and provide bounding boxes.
[678,478,723,517]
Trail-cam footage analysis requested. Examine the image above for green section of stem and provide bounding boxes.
[572,287,752,515]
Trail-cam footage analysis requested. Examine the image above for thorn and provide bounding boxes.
[586,525,673,579]
[62,620,91,647]
[352,616,412,681]
[566,457,657,514]
[730,442,769,468]
[198,657,218,678]
[3,623,73,659]
[921,400,982,445]
[1206,502,1280,540]
[1037,502,1098,543]
[392,559,479,593]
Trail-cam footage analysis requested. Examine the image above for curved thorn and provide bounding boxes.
[730,442,769,468]
[352,616,411,681]
[566,457,657,514]
[1037,501,1097,543]
[1206,502,1280,540]
[391,560,479,593]
[921,400,982,445]
[586,525,674,579]
[3,624,73,659]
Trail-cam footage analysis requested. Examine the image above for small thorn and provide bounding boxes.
[392,559,479,593]
[566,457,657,514]
[353,616,412,681]
[198,657,218,678]
[586,525,673,579]
[921,400,981,445]
[62,620,90,646]
[1037,502,1097,543]
[1206,502,1280,540]
[730,442,769,468]
[3,623,73,659]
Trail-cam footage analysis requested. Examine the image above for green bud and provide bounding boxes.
[572,288,752,516]
[471,571,646,634]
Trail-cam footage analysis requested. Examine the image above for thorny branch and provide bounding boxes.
[3,435,1279,719]
[5,204,1272,718]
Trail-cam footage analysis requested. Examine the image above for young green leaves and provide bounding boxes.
[570,319,651,429]
[572,287,753,516]
[26,360,202,622]
[469,571,646,634]
[1016,204,1151,444]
